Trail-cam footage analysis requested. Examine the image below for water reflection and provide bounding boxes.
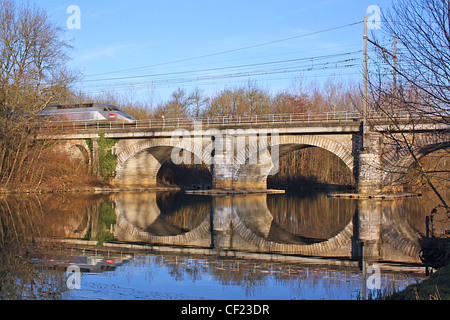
[31,249,132,272]
[0,190,440,299]
[112,192,210,237]
[108,191,424,265]
[62,251,422,300]
[0,194,98,299]
[267,193,356,241]
[1,191,431,263]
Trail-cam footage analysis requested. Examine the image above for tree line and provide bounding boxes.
[72,79,361,120]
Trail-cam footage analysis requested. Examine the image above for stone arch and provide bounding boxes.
[68,144,90,166]
[381,132,450,188]
[233,134,354,189]
[111,192,212,246]
[231,212,354,256]
[232,194,354,255]
[114,208,212,246]
[381,226,421,260]
[113,138,209,186]
[60,141,91,172]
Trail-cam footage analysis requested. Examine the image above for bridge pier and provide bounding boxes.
[211,135,234,189]
[353,199,382,264]
[210,134,275,190]
[89,137,101,177]
[211,197,233,249]
[356,132,383,194]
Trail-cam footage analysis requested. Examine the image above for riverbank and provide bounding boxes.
[0,184,284,196]
[388,264,450,300]
[388,237,450,300]
[0,185,182,195]
[328,192,422,199]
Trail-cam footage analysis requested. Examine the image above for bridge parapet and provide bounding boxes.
[37,110,362,133]
[35,109,449,142]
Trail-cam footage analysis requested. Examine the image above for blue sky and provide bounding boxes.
[34,0,393,104]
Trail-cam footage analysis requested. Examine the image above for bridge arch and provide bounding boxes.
[227,194,355,255]
[68,143,91,167]
[114,209,212,246]
[233,135,354,189]
[112,192,212,246]
[232,214,354,255]
[381,218,422,260]
[113,138,209,186]
[57,140,91,172]
[381,132,450,190]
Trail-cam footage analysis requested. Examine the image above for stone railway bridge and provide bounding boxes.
[38,111,450,194]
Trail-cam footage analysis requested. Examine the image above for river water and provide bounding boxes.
[0,190,444,300]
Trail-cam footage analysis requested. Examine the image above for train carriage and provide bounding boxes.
[36,103,136,122]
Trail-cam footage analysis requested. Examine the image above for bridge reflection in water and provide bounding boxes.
[110,191,423,266]
[0,190,435,299]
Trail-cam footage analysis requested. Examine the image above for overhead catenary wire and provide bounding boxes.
[75,53,363,93]
[77,57,361,93]
[86,75,362,94]
[83,70,362,95]
[81,51,362,83]
[83,21,364,78]
[65,20,366,96]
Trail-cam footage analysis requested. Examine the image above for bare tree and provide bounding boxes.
[207,87,245,117]
[155,88,192,118]
[244,81,271,115]
[188,87,209,117]
[369,0,448,119]
[0,0,78,116]
[367,0,450,209]
[0,0,78,189]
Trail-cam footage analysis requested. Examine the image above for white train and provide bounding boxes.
[37,103,136,122]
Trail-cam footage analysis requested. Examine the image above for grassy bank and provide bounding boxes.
[388,237,450,300]
[388,265,450,300]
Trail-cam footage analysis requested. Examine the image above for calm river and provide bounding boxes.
[0,190,441,300]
